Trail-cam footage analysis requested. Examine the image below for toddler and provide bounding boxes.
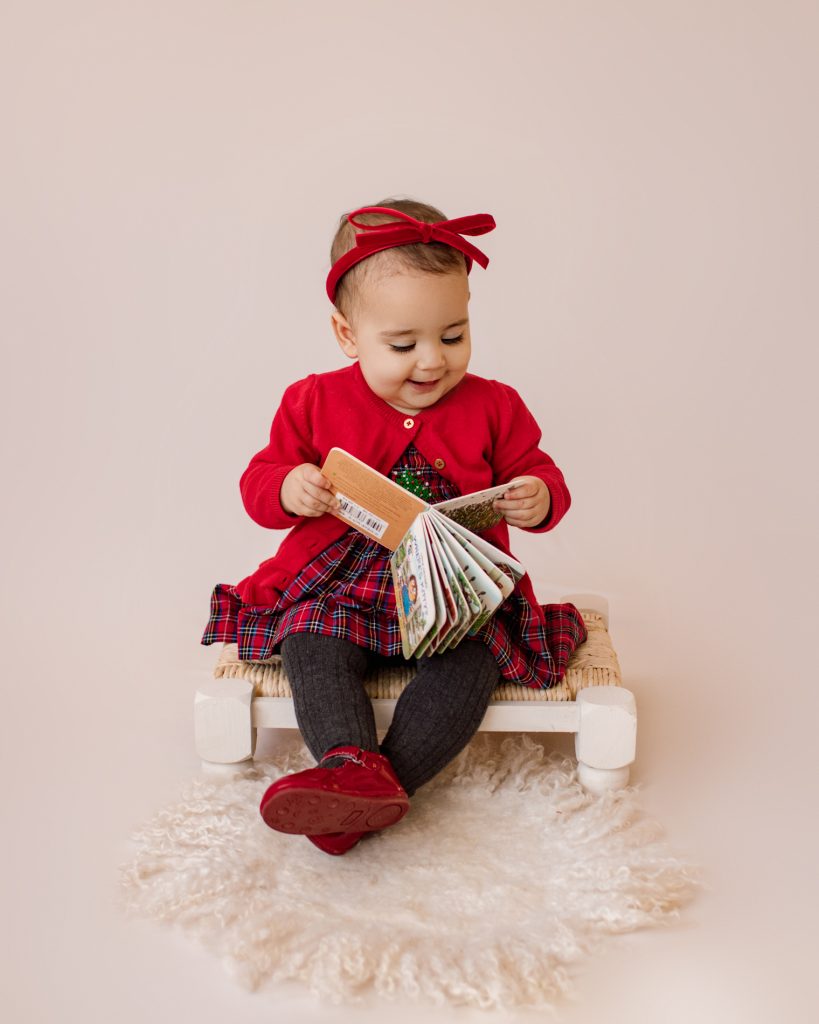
[201,197,588,855]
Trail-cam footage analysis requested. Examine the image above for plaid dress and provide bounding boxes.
[201,444,587,689]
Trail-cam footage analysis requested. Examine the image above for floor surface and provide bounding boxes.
[6,601,815,1024]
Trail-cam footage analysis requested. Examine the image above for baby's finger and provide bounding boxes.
[506,480,536,497]
[497,485,533,504]
[303,464,334,489]
[303,479,340,510]
[494,495,537,511]
[503,511,536,528]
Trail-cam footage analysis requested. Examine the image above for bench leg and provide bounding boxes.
[194,678,256,774]
[575,686,637,794]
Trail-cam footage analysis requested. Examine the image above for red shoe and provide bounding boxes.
[306,830,366,856]
[259,746,409,836]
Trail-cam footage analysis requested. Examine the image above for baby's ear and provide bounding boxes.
[330,312,358,359]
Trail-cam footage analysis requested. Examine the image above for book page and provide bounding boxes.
[428,522,472,652]
[428,507,526,580]
[425,513,484,651]
[434,515,515,600]
[430,514,504,639]
[388,517,437,658]
[411,517,450,658]
[416,516,461,656]
[433,478,528,532]
[321,447,429,551]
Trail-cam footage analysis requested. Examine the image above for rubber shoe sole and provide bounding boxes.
[259,784,408,836]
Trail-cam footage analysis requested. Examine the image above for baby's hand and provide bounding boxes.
[492,476,551,529]
[280,463,341,518]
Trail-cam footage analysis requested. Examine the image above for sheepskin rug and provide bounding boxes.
[117,734,703,1009]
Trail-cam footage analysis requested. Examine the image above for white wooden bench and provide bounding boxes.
[193,593,636,794]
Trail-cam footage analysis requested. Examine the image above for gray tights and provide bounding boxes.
[279,631,501,797]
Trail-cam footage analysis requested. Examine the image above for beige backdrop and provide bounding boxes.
[2,2,817,1021]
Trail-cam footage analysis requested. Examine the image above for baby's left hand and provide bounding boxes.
[493,476,551,529]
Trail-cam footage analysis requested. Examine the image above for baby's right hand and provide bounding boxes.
[280,463,341,518]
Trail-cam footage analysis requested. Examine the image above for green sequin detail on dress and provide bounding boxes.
[393,466,433,503]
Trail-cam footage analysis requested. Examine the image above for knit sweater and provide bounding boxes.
[235,359,571,616]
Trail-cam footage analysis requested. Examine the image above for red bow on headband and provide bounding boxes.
[326,206,496,304]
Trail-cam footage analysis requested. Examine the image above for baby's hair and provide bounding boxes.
[330,195,467,327]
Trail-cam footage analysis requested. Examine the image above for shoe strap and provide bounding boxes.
[319,746,372,769]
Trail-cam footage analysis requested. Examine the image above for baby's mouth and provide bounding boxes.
[408,377,441,386]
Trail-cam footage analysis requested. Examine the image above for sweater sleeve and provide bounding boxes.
[490,381,571,533]
[239,375,320,529]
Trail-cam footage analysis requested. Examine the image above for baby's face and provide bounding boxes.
[331,268,472,415]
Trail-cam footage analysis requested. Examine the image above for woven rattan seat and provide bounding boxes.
[213,608,620,702]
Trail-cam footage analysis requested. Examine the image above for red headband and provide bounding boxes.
[326,205,496,304]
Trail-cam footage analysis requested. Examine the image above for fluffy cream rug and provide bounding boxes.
[117,734,704,1009]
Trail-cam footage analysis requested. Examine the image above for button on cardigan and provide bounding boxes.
[235,360,571,616]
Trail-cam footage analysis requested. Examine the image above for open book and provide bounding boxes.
[319,447,528,659]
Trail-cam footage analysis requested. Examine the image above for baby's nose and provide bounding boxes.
[416,351,446,370]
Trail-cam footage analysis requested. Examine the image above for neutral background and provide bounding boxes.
[3,2,817,1021]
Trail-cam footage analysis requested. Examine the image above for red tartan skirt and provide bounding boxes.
[200,445,588,689]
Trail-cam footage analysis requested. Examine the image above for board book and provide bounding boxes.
[319,447,528,658]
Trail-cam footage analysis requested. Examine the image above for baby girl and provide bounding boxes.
[201,197,587,855]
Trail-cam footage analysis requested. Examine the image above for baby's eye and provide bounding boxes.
[389,334,464,353]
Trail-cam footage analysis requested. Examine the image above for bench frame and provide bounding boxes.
[192,593,637,794]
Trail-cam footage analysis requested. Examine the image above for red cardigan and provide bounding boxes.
[235,360,571,616]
